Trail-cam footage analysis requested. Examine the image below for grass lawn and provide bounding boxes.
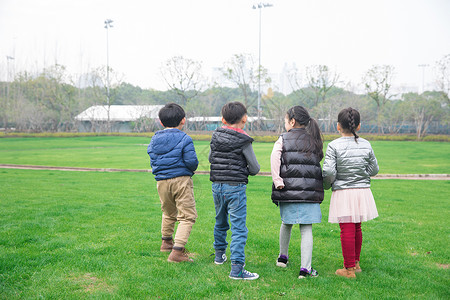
[0,169,449,299]
[1,136,450,174]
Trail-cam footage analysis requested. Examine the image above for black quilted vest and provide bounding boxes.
[271,128,324,204]
[209,127,254,184]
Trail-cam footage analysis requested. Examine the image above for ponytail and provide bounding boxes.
[306,117,324,160]
[287,106,324,159]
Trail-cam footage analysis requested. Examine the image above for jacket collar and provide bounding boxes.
[222,125,249,136]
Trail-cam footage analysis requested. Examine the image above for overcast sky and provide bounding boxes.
[1,0,449,93]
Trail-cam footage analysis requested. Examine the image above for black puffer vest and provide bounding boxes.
[271,128,324,204]
[210,127,254,184]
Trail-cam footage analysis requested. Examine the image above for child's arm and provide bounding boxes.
[322,143,337,190]
[366,148,379,177]
[182,136,199,172]
[270,137,284,189]
[243,143,260,175]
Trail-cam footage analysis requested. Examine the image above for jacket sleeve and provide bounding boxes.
[182,136,199,172]
[242,143,260,175]
[366,147,379,177]
[270,136,284,188]
[322,143,337,190]
[147,139,155,167]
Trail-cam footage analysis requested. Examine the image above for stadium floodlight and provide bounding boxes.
[104,19,114,131]
[418,64,429,94]
[252,3,273,123]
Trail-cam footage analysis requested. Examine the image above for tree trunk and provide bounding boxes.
[377,104,381,134]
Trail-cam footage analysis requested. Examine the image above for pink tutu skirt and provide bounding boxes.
[328,188,378,223]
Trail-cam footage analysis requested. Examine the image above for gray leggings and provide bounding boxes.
[279,222,313,270]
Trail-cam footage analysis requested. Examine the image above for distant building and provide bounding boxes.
[278,62,296,95]
[75,105,273,132]
[185,116,271,131]
[75,105,164,132]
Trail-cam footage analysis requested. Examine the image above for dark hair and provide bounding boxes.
[221,102,247,125]
[286,106,323,159]
[337,107,360,142]
[158,103,185,127]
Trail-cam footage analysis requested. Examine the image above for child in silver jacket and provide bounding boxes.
[322,107,379,278]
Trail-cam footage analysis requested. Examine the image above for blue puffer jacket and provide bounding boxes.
[147,129,198,181]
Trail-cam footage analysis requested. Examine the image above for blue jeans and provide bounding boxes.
[212,182,248,265]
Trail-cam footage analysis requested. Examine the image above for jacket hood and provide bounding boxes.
[212,127,253,151]
[150,129,186,155]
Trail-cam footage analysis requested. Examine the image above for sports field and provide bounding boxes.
[0,136,449,299]
[0,136,449,174]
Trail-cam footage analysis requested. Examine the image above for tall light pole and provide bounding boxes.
[418,64,429,94]
[6,56,14,82]
[252,3,272,124]
[5,56,14,131]
[104,19,113,132]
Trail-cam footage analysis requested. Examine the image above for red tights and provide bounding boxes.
[339,223,362,268]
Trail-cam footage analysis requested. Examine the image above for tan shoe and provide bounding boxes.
[160,238,173,252]
[167,247,193,263]
[355,261,362,273]
[335,267,356,278]
[343,261,362,273]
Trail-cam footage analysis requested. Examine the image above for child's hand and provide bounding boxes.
[276,185,284,190]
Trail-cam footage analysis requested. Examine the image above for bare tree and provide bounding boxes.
[402,92,444,139]
[305,65,340,107]
[160,56,203,107]
[263,89,290,134]
[221,53,271,112]
[285,64,304,101]
[380,101,407,134]
[313,94,346,133]
[129,105,162,133]
[43,64,79,131]
[0,84,11,130]
[363,65,395,133]
[435,54,450,104]
[89,66,123,132]
[132,116,160,133]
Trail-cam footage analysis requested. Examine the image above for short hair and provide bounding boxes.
[221,102,247,125]
[158,103,185,127]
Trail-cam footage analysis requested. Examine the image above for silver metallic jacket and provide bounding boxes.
[323,137,379,191]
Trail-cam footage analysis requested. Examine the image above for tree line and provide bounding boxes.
[0,54,449,139]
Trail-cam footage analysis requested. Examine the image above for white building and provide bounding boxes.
[75,105,272,132]
[75,105,164,132]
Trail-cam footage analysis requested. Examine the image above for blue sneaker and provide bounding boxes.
[214,250,227,265]
[298,267,319,279]
[229,263,259,280]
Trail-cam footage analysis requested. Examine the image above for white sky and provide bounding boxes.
[1,0,449,93]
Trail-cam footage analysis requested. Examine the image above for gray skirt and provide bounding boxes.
[279,202,322,224]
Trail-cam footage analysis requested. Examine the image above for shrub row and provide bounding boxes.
[250,134,450,142]
[0,132,449,142]
[0,132,155,138]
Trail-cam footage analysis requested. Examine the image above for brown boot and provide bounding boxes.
[167,247,193,263]
[355,261,361,273]
[160,238,173,252]
[343,261,362,273]
[335,267,356,278]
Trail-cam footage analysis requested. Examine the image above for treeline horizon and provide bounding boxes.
[0,55,449,139]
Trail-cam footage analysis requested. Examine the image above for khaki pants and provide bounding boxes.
[157,176,197,248]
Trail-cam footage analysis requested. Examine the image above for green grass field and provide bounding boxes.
[1,169,449,299]
[1,136,449,174]
[0,136,449,298]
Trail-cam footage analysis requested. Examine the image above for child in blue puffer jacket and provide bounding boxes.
[147,103,199,263]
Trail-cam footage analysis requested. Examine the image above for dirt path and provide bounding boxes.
[1,164,448,180]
